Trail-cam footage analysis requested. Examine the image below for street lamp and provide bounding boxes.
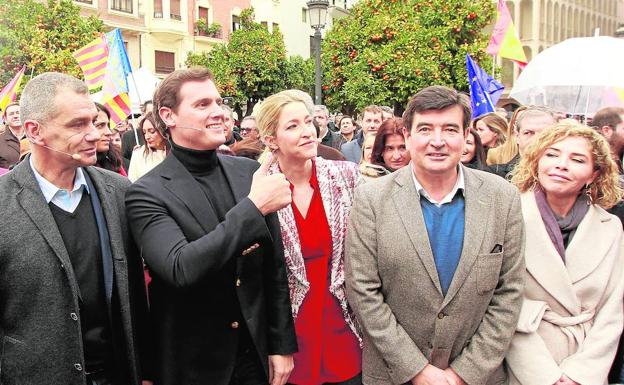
[307,0,329,104]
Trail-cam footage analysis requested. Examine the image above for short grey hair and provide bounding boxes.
[241,115,256,124]
[20,72,88,124]
[314,104,329,117]
[380,105,394,115]
[515,106,556,132]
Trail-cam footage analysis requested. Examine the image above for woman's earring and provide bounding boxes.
[584,183,593,205]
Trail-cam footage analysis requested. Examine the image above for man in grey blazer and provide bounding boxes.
[345,86,525,385]
[0,73,151,385]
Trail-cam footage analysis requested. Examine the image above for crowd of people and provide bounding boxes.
[1,67,624,385]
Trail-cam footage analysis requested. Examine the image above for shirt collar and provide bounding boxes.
[29,156,90,203]
[410,162,465,206]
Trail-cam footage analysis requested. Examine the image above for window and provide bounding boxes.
[272,22,279,31]
[198,6,208,20]
[232,15,241,32]
[111,0,132,13]
[261,21,268,29]
[155,51,175,74]
[170,0,181,20]
[197,7,209,36]
[154,0,163,17]
[75,0,93,4]
[302,8,307,23]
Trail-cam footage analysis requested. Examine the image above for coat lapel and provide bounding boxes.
[267,159,308,287]
[160,154,219,233]
[392,167,443,296]
[564,204,614,284]
[521,192,580,313]
[442,167,488,307]
[219,155,252,204]
[316,158,343,291]
[12,158,81,298]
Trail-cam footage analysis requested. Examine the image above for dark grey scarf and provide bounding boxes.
[534,187,589,261]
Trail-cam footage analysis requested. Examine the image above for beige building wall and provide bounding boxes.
[499,0,623,93]
[250,0,352,59]
[74,0,231,77]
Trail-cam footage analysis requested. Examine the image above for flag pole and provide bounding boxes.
[128,72,142,147]
[492,55,496,78]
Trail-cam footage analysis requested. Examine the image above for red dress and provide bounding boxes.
[288,166,361,385]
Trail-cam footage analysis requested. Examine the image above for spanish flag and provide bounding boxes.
[0,66,26,112]
[486,0,527,67]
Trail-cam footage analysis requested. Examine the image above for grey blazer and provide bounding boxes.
[345,165,525,385]
[0,158,149,385]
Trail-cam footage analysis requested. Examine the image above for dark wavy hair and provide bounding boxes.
[138,111,168,156]
[94,102,124,173]
[463,128,488,171]
[371,117,405,168]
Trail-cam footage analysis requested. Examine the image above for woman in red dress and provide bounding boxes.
[256,90,362,385]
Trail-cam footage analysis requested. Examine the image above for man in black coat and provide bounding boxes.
[0,72,151,385]
[125,67,297,385]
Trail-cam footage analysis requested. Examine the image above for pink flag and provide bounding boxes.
[487,0,527,66]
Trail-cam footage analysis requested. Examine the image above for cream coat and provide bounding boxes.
[506,192,624,385]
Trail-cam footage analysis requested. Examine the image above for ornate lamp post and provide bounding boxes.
[307,0,329,104]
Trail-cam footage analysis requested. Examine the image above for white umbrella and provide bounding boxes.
[510,36,624,115]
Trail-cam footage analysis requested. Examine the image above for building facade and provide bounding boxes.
[499,0,622,90]
[250,0,352,59]
[74,0,251,76]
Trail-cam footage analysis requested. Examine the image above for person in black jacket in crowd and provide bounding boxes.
[125,67,297,385]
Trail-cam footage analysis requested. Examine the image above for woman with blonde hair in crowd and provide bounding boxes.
[127,111,168,182]
[257,89,363,385]
[358,132,389,181]
[506,121,624,385]
[472,112,507,156]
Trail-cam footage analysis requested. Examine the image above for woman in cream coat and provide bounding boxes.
[128,111,167,182]
[506,121,624,385]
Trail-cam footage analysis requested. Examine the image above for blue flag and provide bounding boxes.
[105,29,133,77]
[466,54,504,119]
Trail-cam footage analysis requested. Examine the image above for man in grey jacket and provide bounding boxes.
[0,72,151,385]
[346,86,524,385]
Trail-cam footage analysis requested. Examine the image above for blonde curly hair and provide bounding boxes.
[511,121,622,209]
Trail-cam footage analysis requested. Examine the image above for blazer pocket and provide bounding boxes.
[476,252,504,295]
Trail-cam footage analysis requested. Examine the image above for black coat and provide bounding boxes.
[125,153,297,385]
[0,159,150,385]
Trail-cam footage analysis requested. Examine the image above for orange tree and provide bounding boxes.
[321,0,495,115]
[0,0,103,87]
[187,8,314,117]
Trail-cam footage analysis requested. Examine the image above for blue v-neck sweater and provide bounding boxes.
[420,194,465,295]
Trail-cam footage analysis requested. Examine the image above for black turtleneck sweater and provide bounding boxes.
[171,142,235,221]
[171,142,257,358]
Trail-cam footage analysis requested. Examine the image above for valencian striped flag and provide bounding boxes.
[101,29,133,128]
[486,0,527,67]
[73,35,109,91]
[0,65,26,112]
